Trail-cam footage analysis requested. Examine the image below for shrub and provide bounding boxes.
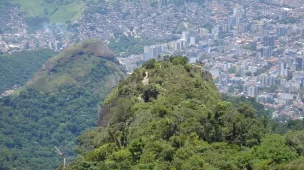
[143,59,156,69]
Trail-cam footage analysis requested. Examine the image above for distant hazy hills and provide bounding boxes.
[8,0,205,24]
[12,0,85,23]
[0,39,126,170]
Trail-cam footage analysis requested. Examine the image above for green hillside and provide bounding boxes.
[25,39,121,94]
[68,57,304,169]
[12,0,85,23]
[0,49,57,94]
[0,39,126,170]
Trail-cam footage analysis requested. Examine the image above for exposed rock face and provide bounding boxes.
[202,68,213,82]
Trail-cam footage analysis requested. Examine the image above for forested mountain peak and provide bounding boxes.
[68,57,304,169]
[98,57,221,127]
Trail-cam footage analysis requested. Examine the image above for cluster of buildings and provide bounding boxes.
[0,7,70,53]
[76,1,210,42]
[206,0,304,120]
[143,44,168,61]
[119,0,304,120]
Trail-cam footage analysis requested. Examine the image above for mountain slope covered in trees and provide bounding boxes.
[68,57,304,170]
[0,39,126,170]
[0,49,57,94]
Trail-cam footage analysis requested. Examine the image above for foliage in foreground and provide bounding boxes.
[67,57,304,170]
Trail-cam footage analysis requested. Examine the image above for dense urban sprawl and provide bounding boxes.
[1,0,304,120]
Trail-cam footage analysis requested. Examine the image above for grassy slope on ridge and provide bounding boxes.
[25,39,120,94]
[0,39,126,170]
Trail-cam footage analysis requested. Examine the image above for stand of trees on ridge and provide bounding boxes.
[66,56,304,170]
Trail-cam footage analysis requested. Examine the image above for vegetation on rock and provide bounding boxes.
[67,57,304,169]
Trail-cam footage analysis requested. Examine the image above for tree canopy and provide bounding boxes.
[67,57,304,169]
[0,49,57,94]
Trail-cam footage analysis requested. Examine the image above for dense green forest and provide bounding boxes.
[0,40,125,170]
[0,49,57,94]
[0,87,99,169]
[67,57,304,170]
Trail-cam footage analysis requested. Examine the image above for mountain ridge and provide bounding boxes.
[0,39,126,170]
[25,39,123,93]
